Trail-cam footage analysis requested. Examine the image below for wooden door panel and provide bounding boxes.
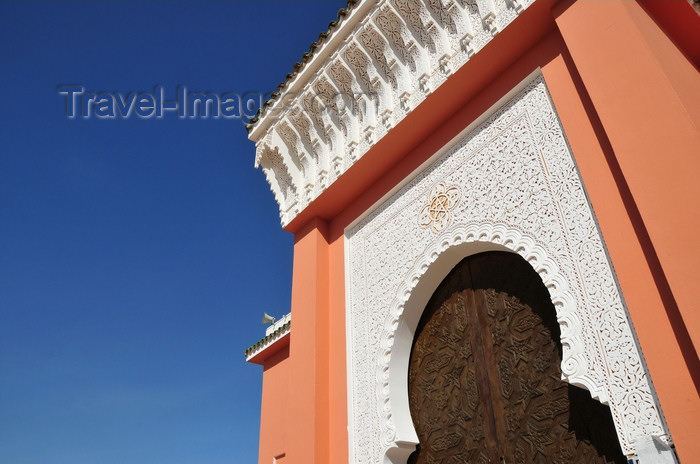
[409,290,492,463]
[408,252,626,464]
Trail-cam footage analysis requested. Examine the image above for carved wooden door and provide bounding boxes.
[408,252,626,464]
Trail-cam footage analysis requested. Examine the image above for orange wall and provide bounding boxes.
[256,219,331,464]
[257,345,290,463]
[551,3,700,460]
[256,2,700,463]
[288,219,330,464]
[553,0,700,363]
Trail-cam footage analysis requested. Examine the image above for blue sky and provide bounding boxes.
[0,2,348,463]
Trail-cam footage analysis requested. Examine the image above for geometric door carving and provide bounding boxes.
[408,252,626,463]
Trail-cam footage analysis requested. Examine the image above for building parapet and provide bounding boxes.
[244,313,291,364]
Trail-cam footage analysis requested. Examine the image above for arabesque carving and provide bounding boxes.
[345,76,669,462]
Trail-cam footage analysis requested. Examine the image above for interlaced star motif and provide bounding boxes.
[522,422,553,456]
[505,336,534,365]
[419,183,460,232]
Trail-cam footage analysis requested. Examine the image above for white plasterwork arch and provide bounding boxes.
[379,226,600,463]
[345,75,670,463]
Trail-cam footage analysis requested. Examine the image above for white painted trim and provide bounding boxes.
[344,230,358,464]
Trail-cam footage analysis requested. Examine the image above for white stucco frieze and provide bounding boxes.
[345,76,669,462]
[250,0,534,226]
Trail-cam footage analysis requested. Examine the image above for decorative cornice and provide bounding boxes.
[246,0,359,132]
[249,0,534,227]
